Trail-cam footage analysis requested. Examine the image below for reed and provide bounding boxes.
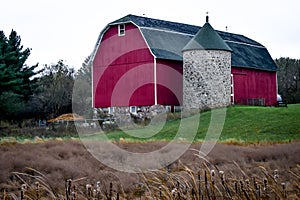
[1,160,299,199]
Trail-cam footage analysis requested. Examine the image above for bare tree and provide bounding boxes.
[36,60,75,119]
[72,56,93,118]
[275,57,300,103]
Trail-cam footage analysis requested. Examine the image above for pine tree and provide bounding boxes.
[0,29,40,122]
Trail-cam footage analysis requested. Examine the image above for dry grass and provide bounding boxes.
[141,161,300,199]
[1,160,299,199]
[0,141,299,199]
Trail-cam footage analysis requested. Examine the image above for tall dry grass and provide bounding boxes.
[1,160,299,199]
[1,141,299,199]
[141,159,299,200]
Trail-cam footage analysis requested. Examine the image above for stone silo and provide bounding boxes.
[182,16,232,110]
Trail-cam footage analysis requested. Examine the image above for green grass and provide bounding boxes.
[81,104,300,144]
[219,104,300,143]
[1,104,299,144]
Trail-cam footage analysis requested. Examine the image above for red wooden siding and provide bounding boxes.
[156,59,183,106]
[232,67,277,106]
[93,24,155,107]
[93,23,277,109]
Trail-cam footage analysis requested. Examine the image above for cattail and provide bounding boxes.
[66,179,72,200]
[240,179,244,191]
[86,184,92,199]
[245,179,250,190]
[171,188,177,197]
[96,181,101,199]
[254,180,260,199]
[210,170,215,187]
[96,181,101,191]
[35,181,40,200]
[72,185,77,200]
[273,169,279,182]
[234,181,238,194]
[281,182,286,198]
[254,181,259,190]
[3,189,7,200]
[159,186,162,198]
[109,182,113,200]
[92,189,97,198]
[252,177,256,186]
[263,178,268,191]
[210,170,215,177]
[219,171,225,185]
[138,183,143,200]
[257,185,261,198]
[204,170,208,187]
[21,184,27,200]
[198,170,201,197]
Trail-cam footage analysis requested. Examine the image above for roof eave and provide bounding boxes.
[182,48,232,52]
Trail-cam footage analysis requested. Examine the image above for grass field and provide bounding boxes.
[80,104,300,144]
[1,104,299,144]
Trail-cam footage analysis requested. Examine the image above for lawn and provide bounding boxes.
[82,104,300,144]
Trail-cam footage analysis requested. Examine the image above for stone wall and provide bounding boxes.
[183,50,231,110]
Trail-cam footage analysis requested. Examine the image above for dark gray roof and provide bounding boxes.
[105,14,277,71]
[183,21,232,52]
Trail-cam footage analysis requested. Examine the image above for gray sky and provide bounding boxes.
[1,0,299,69]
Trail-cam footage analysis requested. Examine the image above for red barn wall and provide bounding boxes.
[93,24,155,107]
[232,67,277,106]
[93,23,277,108]
[156,59,183,106]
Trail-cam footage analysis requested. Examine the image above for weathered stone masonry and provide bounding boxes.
[183,50,231,110]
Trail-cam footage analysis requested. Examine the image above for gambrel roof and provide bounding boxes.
[94,14,277,71]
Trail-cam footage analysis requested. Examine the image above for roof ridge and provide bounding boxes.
[140,26,195,36]
[224,40,265,48]
[111,14,263,47]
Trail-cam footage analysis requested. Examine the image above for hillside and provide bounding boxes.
[86,104,300,144]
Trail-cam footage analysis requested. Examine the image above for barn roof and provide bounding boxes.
[103,14,277,71]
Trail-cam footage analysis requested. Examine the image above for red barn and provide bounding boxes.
[92,14,277,110]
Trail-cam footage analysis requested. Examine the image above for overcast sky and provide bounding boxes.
[1,0,299,70]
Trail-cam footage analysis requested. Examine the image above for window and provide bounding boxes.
[165,105,171,112]
[118,24,125,36]
[130,106,136,113]
[108,107,114,115]
[174,106,182,112]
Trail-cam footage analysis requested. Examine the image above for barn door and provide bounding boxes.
[232,73,247,105]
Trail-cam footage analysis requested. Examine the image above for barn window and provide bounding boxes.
[165,105,171,112]
[130,106,136,113]
[108,107,114,115]
[118,24,125,36]
[174,106,182,112]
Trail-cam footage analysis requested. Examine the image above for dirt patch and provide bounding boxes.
[0,140,299,195]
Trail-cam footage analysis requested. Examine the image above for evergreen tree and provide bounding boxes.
[0,29,40,122]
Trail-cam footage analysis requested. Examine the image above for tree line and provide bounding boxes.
[0,30,91,126]
[0,30,299,127]
[275,58,300,103]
